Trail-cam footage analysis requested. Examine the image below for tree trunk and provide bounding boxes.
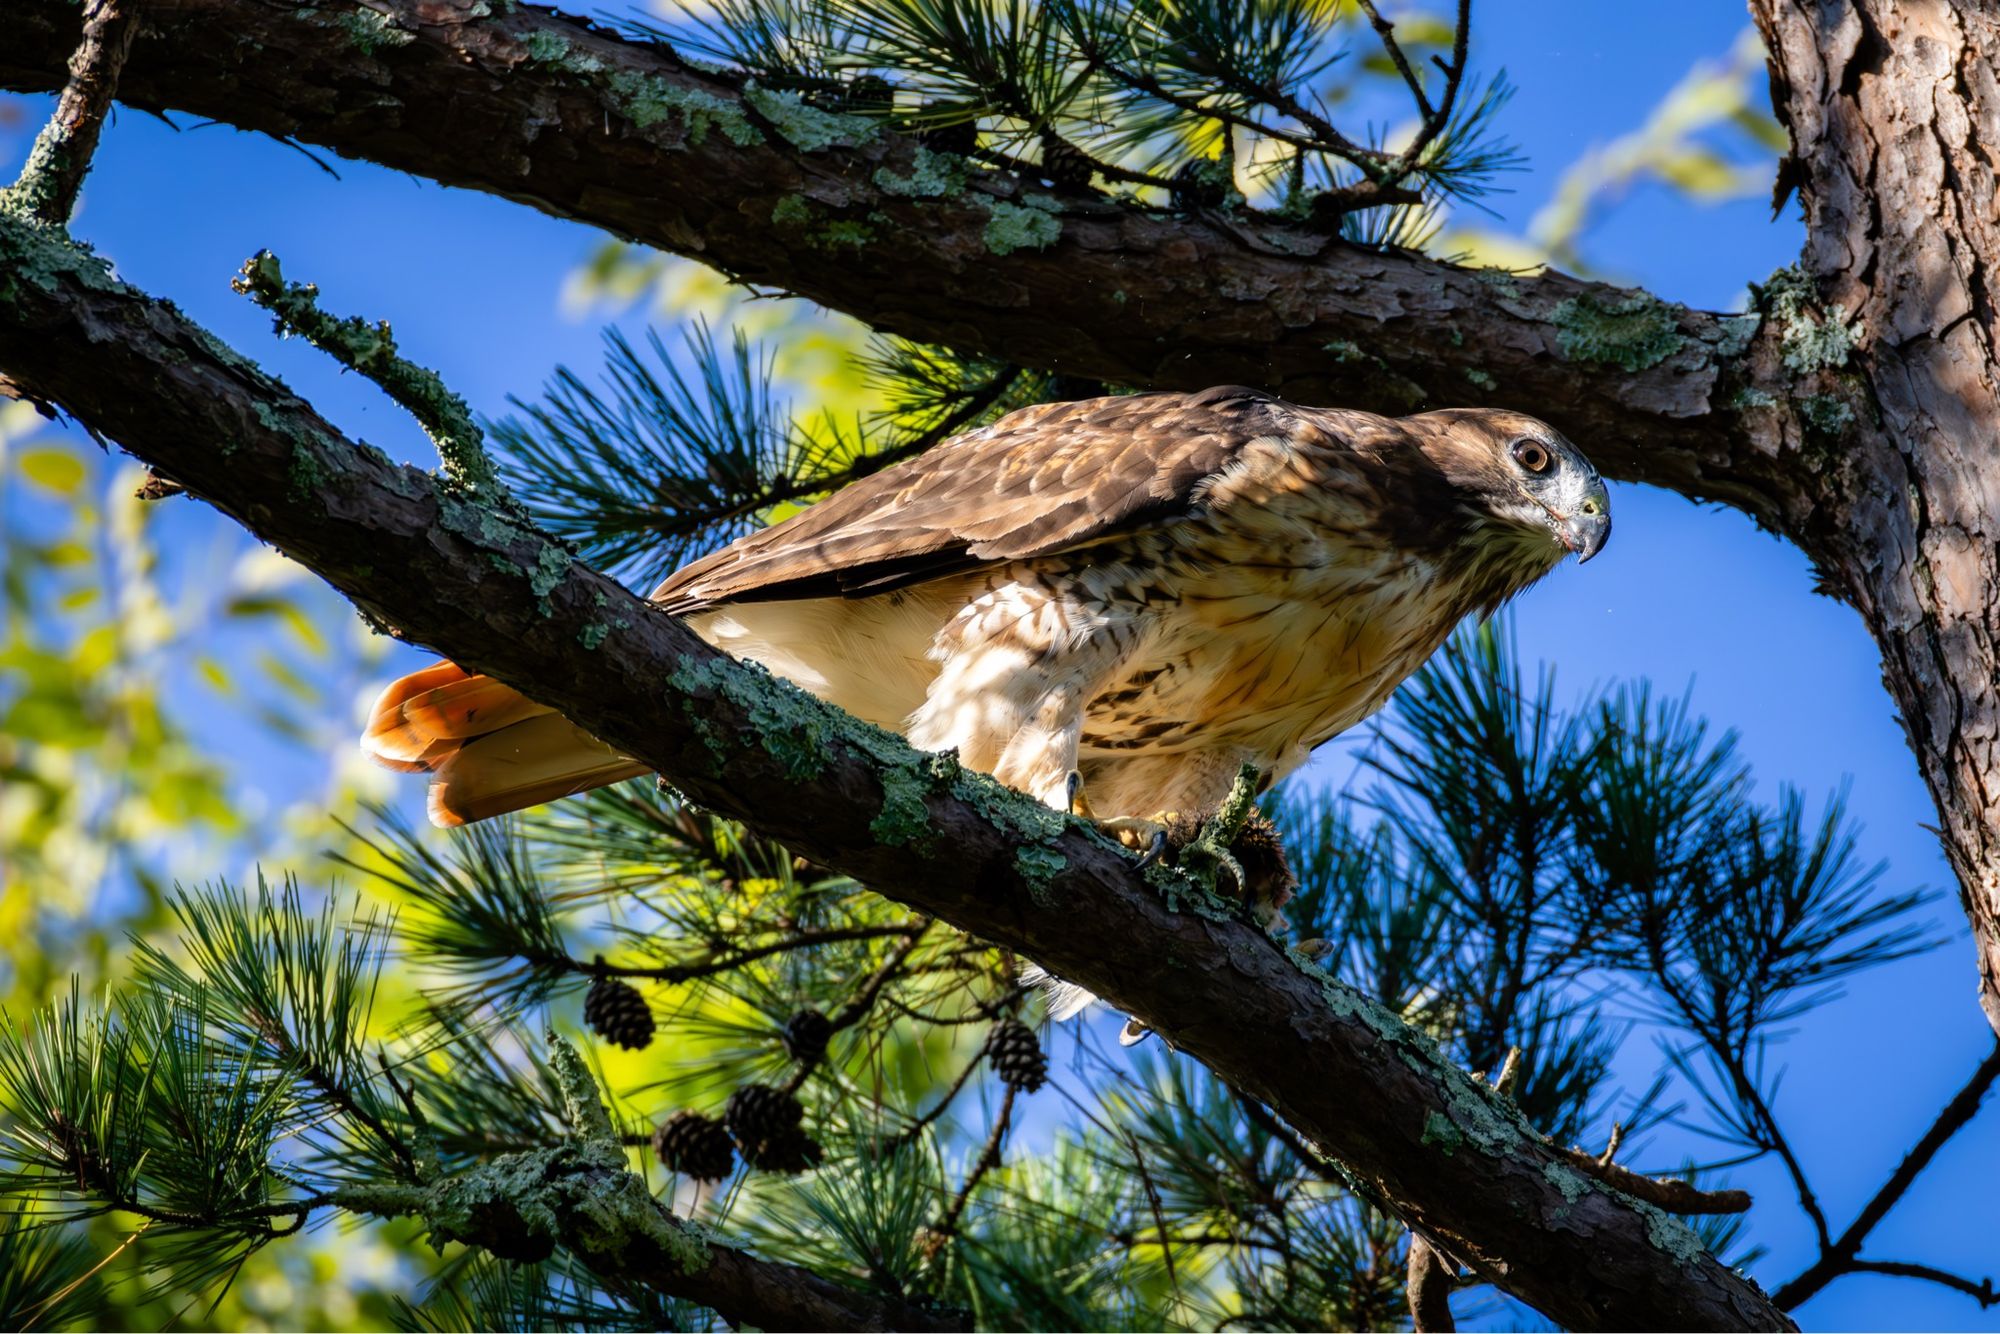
[1752,0,2000,1031]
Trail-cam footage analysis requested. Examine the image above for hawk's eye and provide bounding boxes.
[1512,440,1552,473]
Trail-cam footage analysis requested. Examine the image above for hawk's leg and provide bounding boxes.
[1066,769,1171,864]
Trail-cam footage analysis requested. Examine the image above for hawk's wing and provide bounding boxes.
[651,386,1309,614]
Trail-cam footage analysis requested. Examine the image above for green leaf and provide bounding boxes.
[16,448,87,497]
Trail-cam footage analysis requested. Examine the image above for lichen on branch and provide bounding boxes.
[231,249,501,497]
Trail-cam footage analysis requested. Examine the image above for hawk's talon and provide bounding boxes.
[1133,828,1169,870]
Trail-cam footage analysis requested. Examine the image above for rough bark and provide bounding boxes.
[0,213,1791,1332]
[1747,1,2000,1033]
[0,0,1792,519]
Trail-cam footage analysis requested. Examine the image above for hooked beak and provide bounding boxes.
[1552,481,1611,563]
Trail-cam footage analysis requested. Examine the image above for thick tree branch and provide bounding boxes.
[0,216,1792,1332]
[0,0,1798,520]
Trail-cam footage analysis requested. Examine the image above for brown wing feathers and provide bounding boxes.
[649,388,1279,615]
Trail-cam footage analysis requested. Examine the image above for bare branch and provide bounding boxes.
[1774,1038,2000,1308]
[1840,1260,1999,1309]
[1553,1143,1752,1216]
[1406,1233,1457,1332]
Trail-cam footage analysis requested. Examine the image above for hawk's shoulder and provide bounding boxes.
[651,388,1392,613]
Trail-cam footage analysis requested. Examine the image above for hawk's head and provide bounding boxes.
[1411,408,1612,565]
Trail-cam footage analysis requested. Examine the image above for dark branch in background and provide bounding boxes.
[0,0,1805,523]
[0,0,136,224]
[1406,1234,1456,1333]
[932,1084,1015,1239]
[0,216,1794,1333]
[566,923,926,984]
[1773,1038,2000,1309]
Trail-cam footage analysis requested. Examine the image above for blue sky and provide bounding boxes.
[5,1,1995,1328]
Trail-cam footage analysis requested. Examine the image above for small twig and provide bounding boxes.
[230,250,500,496]
[1841,1260,1999,1308]
[1,0,142,226]
[1493,1045,1521,1095]
[1355,0,1434,119]
[1598,1121,1626,1170]
[933,1084,1016,1237]
[571,922,927,983]
[1554,1143,1751,1215]
[894,1054,989,1147]
[378,1050,440,1182]
[1406,1233,1456,1332]
[782,924,931,1093]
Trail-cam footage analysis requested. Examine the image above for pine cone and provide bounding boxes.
[583,968,655,1051]
[782,1008,832,1064]
[654,1110,736,1182]
[1040,129,1095,191]
[917,108,978,156]
[726,1083,804,1144]
[1171,157,1230,210]
[740,1125,824,1174]
[987,1018,1048,1094]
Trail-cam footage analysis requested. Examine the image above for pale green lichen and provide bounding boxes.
[1464,368,1495,390]
[1637,1200,1710,1268]
[743,83,877,152]
[1761,266,1862,373]
[1729,386,1778,411]
[334,7,414,54]
[873,146,965,198]
[232,251,500,497]
[983,200,1062,256]
[522,33,762,146]
[1713,312,1761,360]
[520,29,571,64]
[577,623,609,649]
[607,73,761,143]
[772,195,812,226]
[1473,268,1523,300]
[870,763,934,849]
[1421,1111,1463,1155]
[1799,393,1855,437]
[1552,290,1685,371]
[1014,844,1069,903]
[1543,1160,1592,1203]
[335,1034,712,1275]
[817,219,875,249]
[1143,859,1237,921]
[666,654,832,783]
[1324,339,1368,363]
[528,544,570,600]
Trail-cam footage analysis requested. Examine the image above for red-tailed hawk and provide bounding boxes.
[363,388,1609,841]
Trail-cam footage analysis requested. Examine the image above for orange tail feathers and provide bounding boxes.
[361,663,647,826]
